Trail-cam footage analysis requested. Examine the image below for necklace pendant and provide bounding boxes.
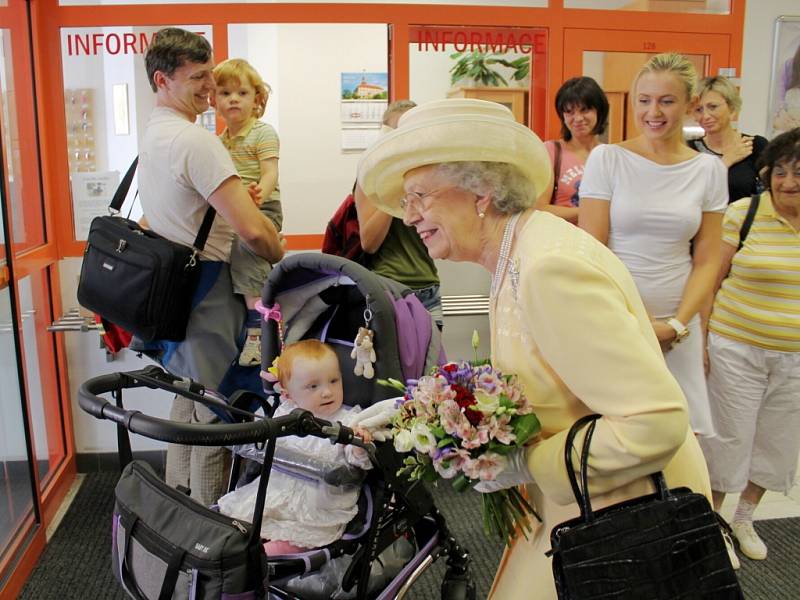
[509,258,520,301]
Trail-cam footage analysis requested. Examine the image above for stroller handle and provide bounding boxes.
[78,370,336,447]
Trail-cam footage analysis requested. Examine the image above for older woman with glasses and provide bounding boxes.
[355,98,711,599]
[700,128,800,566]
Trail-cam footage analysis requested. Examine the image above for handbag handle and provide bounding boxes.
[550,140,562,204]
[110,156,216,254]
[564,414,671,523]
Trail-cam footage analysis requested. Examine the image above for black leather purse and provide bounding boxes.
[77,158,215,342]
[547,414,743,599]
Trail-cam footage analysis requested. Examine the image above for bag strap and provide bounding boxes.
[550,141,562,204]
[110,156,216,253]
[564,414,671,523]
[738,192,760,251]
[109,157,139,213]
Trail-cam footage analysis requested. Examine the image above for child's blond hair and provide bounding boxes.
[213,58,271,119]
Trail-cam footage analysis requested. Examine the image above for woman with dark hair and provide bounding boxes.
[534,76,609,223]
[700,128,800,565]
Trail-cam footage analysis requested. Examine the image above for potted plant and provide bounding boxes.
[449,51,530,87]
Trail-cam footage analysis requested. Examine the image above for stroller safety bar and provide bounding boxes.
[79,367,373,452]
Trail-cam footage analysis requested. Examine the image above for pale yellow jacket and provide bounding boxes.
[489,210,711,599]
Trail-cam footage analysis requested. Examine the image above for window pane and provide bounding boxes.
[0,287,36,562]
[228,23,388,236]
[0,30,45,251]
[19,271,66,486]
[61,25,212,238]
[564,0,730,14]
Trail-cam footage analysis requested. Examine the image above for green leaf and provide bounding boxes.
[513,414,541,445]
[487,440,516,455]
[430,425,446,438]
[437,436,456,448]
[451,473,471,493]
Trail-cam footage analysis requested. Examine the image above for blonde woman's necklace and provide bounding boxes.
[491,213,521,298]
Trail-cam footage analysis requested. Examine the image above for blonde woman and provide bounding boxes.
[690,75,768,202]
[579,53,727,438]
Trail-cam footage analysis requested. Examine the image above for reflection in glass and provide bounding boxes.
[0,286,35,561]
[564,0,729,13]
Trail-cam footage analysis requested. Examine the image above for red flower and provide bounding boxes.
[443,363,458,373]
[452,384,481,426]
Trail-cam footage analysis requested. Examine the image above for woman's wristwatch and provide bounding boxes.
[666,318,690,347]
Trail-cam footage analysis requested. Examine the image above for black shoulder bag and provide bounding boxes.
[547,414,743,599]
[78,158,216,342]
[738,192,760,251]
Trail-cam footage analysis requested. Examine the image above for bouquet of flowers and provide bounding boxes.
[382,352,541,544]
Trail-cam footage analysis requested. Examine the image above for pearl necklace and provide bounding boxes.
[491,213,521,297]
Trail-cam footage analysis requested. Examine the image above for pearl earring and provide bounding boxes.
[478,211,485,219]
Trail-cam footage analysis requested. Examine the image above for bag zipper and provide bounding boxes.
[127,461,255,536]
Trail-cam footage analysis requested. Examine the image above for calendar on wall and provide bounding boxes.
[65,88,97,172]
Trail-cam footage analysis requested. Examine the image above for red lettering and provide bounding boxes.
[75,34,90,56]
[453,31,467,52]
[534,33,546,54]
[505,33,518,53]
[485,33,502,53]
[519,33,532,53]
[92,33,103,55]
[469,31,483,52]
[106,33,120,55]
[140,32,151,54]
[442,31,452,46]
[67,34,73,56]
[123,33,136,54]
[423,29,438,52]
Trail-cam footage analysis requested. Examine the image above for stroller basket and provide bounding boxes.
[79,365,476,600]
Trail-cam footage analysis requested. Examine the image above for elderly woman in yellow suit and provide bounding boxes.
[355,98,712,598]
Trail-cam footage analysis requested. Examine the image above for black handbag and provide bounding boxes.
[547,414,743,599]
[77,158,216,343]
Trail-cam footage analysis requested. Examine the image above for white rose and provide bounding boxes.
[393,429,415,453]
[473,390,500,415]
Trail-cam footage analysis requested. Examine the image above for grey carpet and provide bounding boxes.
[18,471,798,599]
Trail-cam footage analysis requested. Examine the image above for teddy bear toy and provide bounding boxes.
[351,327,376,379]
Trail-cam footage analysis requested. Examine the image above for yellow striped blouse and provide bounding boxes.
[709,192,800,351]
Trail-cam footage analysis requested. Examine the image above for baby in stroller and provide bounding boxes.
[218,339,378,555]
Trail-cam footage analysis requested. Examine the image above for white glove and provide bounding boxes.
[474,447,534,493]
[349,397,401,442]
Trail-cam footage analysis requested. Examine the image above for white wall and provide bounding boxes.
[739,2,799,138]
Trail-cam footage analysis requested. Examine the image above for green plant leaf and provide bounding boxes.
[513,414,541,445]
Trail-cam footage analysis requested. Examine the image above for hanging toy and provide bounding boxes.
[352,327,376,379]
[351,303,376,379]
[255,300,285,353]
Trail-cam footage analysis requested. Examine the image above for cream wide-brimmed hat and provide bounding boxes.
[357,98,552,218]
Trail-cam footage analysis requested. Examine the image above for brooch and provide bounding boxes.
[509,258,520,302]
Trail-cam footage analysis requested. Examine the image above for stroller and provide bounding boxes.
[79,253,476,600]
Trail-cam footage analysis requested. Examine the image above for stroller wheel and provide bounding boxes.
[441,567,476,600]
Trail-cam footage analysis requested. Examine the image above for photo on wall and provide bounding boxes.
[767,15,800,137]
[340,71,388,151]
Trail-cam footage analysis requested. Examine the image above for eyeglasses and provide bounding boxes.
[399,186,459,211]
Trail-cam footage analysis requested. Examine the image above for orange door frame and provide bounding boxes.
[3,0,745,594]
[31,0,744,256]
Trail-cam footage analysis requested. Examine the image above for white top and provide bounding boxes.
[217,402,371,549]
[580,144,727,317]
[138,106,239,262]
